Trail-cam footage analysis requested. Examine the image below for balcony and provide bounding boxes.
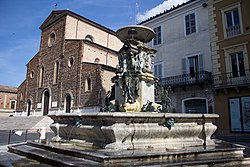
[213,69,250,89]
[226,25,241,38]
[160,71,212,89]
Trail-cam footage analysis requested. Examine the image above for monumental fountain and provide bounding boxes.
[47,25,218,150]
[7,25,250,166]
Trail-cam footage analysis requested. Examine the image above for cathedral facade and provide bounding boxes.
[16,10,123,116]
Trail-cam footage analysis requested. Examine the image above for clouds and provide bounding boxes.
[136,0,188,23]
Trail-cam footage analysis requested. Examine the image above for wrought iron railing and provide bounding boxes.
[226,25,241,38]
[160,71,212,88]
[213,69,250,88]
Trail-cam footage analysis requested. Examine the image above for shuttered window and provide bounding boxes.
[182,54,204,76]
[185,13,196,35]
[154,63,163,79]
[153,26,162,45]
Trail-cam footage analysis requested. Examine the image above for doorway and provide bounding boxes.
[65,94,71,113]
[43,90,50,115]
[183,98,207,114]
[229,96,250,132]
[27,99,32,116]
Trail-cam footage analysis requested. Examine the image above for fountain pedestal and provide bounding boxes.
[113,72,157,112]
[49,112,218,150]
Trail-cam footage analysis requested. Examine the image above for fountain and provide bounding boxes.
[48,25,218,150]
[7,25,250,166]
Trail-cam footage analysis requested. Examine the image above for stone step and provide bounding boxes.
[244,147,250,157]
[131,156,250,166]
[0,151,53,167]
[8,143,98,167]
[8,141,250,166]
[27,141,245,162]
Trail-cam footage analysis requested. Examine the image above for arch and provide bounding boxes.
[39,66,44,87]
[65,94,72,113]
[48,31,56,47]
[20,92,24,101]
[68,57,74,67]
[42,89,51,115]
[9,97,17,109]
[27,99,32,116]
[85,34,94,42]
[85,77,92,91]
[182,97,207,114]
[94,58,100,64]
[64,93,73,113]
[53,60,59,84]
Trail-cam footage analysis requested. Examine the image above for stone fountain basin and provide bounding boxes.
[49,112,219,150]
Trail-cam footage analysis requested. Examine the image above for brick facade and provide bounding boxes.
[0,85,17,117]
[16,80,26,112]
[17,10,122,116]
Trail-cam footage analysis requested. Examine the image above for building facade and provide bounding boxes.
[141,0,214,114]
[16,10,123,116]
[208,0,250,134]
[0,85,17,117]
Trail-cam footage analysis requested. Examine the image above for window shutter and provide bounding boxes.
[158,26,162,44]
[154,63,163,78]
[185,15,189,35]
[198,54,204,72]
[153,26,162,45]
[182,58,187,74]
[191,13,196,33]
[159,64,162,78]
[153,65,157,76]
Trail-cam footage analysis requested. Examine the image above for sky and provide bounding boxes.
[0,0,187,87]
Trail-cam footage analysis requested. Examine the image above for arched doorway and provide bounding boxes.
[27,99,32,116]
[183,98,207,114]
[65,94,71,113]
[43,90,50,115]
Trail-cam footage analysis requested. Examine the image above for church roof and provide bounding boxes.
[40,10,116,35]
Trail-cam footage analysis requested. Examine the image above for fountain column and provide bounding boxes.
[113,26,159,112]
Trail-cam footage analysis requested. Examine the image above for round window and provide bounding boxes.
[30,71,34,78]
[85,34,94,42]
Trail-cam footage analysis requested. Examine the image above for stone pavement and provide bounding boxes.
[215,134,250,146]
[215,134,250,157]
[0,144,53,167]
[0,116,54,166]
[0,145,23,167]
[1,138,250,166]
[0,116,53,131]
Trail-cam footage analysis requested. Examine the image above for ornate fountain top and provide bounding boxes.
[116,25,155,43]
[103,25,172,113]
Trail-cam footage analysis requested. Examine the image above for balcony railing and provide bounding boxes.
[160,71,212,88]
[226,25,241,38]
[213,69,250,88]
